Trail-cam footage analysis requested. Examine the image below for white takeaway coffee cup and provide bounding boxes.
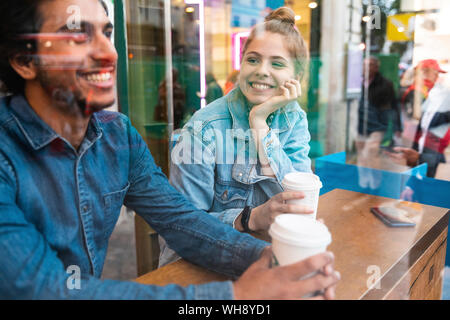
[269,214,332,267]
[281,172,323,220]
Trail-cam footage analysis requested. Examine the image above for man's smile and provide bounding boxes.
[77,67,115,89]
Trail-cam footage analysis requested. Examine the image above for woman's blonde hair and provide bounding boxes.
[241,7,309,80]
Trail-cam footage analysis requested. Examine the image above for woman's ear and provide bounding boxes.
[9,54,37,81]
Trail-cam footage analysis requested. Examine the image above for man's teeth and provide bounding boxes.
[252,83,271,90]
[84,72,112,82]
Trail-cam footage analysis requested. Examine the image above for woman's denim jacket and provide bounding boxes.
[159,88,311,266]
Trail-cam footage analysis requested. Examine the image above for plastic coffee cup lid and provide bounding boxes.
[269,214,331,247]
[282,172,322,191]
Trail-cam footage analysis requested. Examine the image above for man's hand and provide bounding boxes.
[248,191,314,232]
[385,147,420,167]
[233,247,340,300]
[249,79,301,128]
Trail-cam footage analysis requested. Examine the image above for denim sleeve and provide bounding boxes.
[169,129,243,227]
[0,152,237,300]
[124,122,268,287]
[262,109,312,184]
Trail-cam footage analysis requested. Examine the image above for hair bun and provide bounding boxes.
[264,7,296,25]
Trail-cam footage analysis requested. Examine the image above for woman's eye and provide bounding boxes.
[246,57,258,64]
[272,62,285,68]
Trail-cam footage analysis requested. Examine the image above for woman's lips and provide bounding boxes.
[249,81,275,91]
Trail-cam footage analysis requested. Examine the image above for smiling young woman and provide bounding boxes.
[159,7,314,267]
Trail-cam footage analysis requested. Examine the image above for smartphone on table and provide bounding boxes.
[370,206,416,227]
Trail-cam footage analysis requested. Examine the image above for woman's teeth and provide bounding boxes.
[251,83,272,90]
[83,72,112,83]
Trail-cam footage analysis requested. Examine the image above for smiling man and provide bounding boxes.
[5,0,117,148]
[0,0,339,299]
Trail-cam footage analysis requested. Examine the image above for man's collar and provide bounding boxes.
[9,94,102,151]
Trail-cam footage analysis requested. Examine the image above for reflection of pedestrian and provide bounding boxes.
[205,73,223,104]
[387,60,450,177]
[358,57,402,144]
[401,60,442,119]
[399,66,415,118]
[224,70,239,95]
[153,69,186,129]
[356,57,402,189]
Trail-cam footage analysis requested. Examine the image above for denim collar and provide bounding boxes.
[8,94,102,151]
[227,87,294,140]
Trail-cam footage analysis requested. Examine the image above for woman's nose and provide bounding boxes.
[255,62,270,78]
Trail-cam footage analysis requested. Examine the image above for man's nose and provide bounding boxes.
[90,33,118,65]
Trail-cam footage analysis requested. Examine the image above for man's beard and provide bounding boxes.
[36,69,114,117]
[51,87,112,116]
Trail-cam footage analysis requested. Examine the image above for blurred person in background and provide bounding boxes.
[399,65,415,119]
[356,57,402,189]
[358,56,402,149]
[401,59,445,120]
[154,68,186,129]
[205,73,223,104]
[387,60,449,178]
[224,70,240,95]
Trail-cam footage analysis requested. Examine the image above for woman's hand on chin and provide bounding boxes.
[249,79,301,127]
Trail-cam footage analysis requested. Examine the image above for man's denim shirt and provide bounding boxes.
[0,95,267,299]
[160,88,311,265]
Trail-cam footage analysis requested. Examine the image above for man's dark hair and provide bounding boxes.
[0,0,108,95]
[0,1,44,94]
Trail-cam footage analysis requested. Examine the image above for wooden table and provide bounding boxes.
[136,189,449,300]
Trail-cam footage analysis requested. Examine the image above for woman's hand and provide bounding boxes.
[249,79,301,128]
[248,191,314,232]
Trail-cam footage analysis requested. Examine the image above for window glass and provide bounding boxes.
[120,0,450,280]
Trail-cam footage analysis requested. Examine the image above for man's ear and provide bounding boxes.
[9,54,37,81]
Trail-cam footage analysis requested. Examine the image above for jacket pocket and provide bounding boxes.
[102,182,130,240]
[213,180,249,209]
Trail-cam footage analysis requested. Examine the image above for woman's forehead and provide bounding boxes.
[245,33,291,58]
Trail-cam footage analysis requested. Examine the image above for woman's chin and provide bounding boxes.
[246,94,272,106]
